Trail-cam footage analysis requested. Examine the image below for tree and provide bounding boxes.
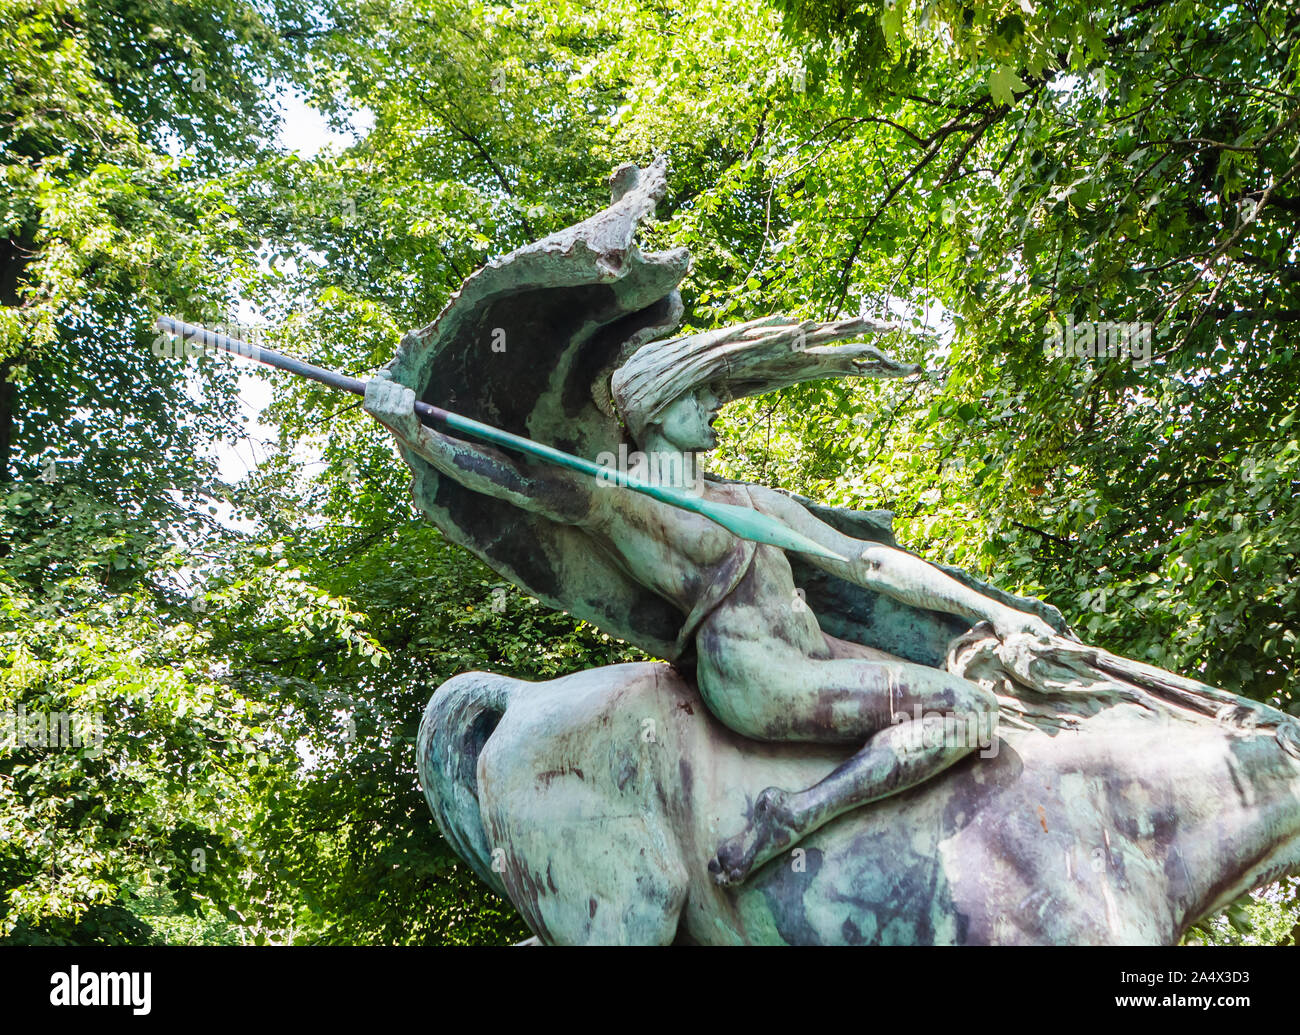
[4,0,1295,944]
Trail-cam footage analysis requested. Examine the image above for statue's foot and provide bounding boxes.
[708,787,799,887]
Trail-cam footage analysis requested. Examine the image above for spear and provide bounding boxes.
[155,317,846,562]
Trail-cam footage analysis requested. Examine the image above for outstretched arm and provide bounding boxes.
[751,485,1056,640]
[364,371,595,526]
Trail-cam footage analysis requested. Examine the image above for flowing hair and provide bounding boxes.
[610,315,920,443]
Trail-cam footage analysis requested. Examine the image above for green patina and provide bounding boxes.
[370,162,1300,944]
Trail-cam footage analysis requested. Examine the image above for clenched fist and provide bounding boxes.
[991,607,1057,643]
[364,369,423,444]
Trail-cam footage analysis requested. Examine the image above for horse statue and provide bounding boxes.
[418,635,1300,945]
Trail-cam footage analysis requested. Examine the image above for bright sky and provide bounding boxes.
[207,92,373,517]
[187,91,379,546]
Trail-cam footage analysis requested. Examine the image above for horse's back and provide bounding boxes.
[432,662,1192,945]
[716,707,1190,945]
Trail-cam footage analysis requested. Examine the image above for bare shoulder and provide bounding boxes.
[733,481,802,516]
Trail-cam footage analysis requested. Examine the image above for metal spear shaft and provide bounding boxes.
[155,317,845,562]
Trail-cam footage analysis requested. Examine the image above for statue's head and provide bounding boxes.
[643,385,725,453]
[609,315,922,451]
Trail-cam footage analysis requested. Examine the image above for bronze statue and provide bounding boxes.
[162,158,1300,944]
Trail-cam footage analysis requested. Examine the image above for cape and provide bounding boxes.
[384,159,1066,665]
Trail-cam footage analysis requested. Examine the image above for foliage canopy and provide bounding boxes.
[2,0,1297,943]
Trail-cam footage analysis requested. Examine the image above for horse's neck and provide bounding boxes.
[1160,724,1300,928]
[953,631,1300,930]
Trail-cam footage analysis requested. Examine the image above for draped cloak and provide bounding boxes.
[383,160,1067,668]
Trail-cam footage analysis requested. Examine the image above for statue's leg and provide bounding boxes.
[704,657,997,885]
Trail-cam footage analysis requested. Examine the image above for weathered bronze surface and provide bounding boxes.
[363,160,1300,944]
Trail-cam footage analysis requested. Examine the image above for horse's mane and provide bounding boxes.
[946,627,1300,760]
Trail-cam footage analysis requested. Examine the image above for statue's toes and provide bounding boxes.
[710,790,798,887]
[707,859,746,887]
[709,830,757,887]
